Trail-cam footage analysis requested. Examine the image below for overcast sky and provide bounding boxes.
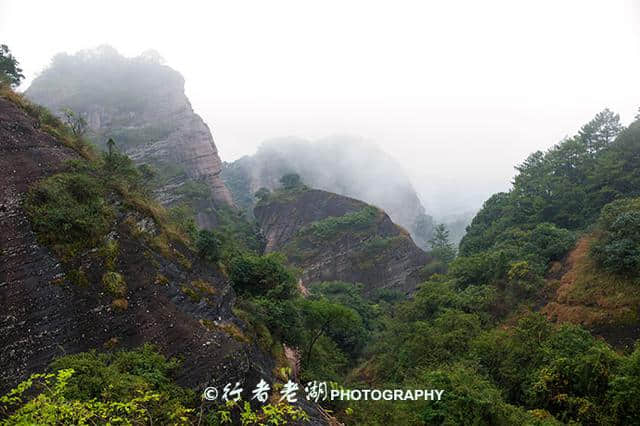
[2,0,639,215]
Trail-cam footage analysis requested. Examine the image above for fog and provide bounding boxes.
[2,0,640,215]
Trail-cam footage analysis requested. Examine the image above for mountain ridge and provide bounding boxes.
[25,45,234,229]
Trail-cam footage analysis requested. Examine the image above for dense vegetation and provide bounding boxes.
[1,345,309,425]
[334,110,640,424]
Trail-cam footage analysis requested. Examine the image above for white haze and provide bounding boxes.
[2,0,640,216]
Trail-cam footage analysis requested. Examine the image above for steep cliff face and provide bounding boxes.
[25,46,233,229]
[0,95,268,398]
[222,136,434,249]
[254,188,432,295]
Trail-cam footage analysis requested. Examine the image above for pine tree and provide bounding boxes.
[579,108,623,154]
[429,223,456,264]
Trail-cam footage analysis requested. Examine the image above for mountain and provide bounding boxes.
[457,108,640,344]
[222,136,435,249]
[0,88,331,424]
[25,45,233,229]
[0,92,262,391]
[253,185,432,295]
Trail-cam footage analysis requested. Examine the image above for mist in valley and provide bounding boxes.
[2,0,640,239]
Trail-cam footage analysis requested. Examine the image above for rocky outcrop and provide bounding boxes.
[0,96,282,412]
[254,188,432,295]
[222,136,434,249]
[25,46,233,229]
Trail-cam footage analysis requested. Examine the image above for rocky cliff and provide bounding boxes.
[0,94,268,393]
[254,187,432,295]
[222,136,434,249]
[25,46,233,229]
[0,93,334,426]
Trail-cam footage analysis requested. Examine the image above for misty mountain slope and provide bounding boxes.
[25,45,233,229]
[222,136,435,249]
[0,92,275,402]
[254,186,432,295]
[344,110,640,424]
[454,110,640,346]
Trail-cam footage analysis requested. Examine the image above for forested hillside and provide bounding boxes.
[337,109,640,424]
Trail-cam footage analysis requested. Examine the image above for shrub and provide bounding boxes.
[608,343,640,423]
[591,198,640,275]
[102,272,126,297]
[195,229,221,262]
[25,173,113,257]
[0,345,195,424]
[229,253,297,299]
[111,298,128,311]
[279,173,302,189]
[304,206,379,240]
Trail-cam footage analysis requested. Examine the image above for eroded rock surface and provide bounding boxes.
[25,46,233,228]
[0,96,266,398]
[254,188,432,295]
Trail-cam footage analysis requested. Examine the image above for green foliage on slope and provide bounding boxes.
[303,206,380,240]
[461,109,631,258]
[591,197,640,276]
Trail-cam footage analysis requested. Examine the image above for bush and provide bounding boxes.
[608,343,640,423]
[25,173,113,257]
[1,345,195,424]
[229,253,297,299]
[195,229,221,262]
[279,173,302,189]
[102,272,126,296]
[591,198,640,275]
[249,297,304,347]
[304,206,379,240]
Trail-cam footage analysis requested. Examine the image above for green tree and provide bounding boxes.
[280,173,302,189]
[0,44,24,87]
[254,187,271,201]
[299,298,361,366]
[429,223,456,264]
[229,253,297,299]
[579,108,624,154]
[106,137,116,157]
[591,197,640,276]
[195,229,221,263]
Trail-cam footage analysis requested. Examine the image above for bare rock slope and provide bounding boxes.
[254,187,432,295]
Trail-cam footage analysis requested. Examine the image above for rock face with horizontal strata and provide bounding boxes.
[0,94,328,424]
[0,96,255,392]
[25,46,233,228]
[254,188,432,295]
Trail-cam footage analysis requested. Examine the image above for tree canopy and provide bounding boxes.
[0,44,24,87]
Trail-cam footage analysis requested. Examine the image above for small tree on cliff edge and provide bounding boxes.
[0,44,24,87]
[280,173,303,190]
